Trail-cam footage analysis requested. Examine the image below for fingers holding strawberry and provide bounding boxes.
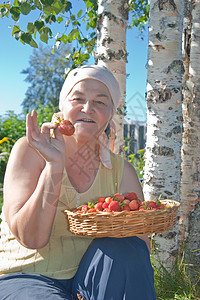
[26,110,66,164]
[52,113,75,136]
[51,112,64,124]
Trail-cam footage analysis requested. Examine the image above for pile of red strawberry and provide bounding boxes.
[74,192,166,213]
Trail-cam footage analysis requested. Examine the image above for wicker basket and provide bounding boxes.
[64,199,180,238]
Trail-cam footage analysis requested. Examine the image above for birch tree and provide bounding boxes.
[179,0,200,263]
[96,0,129,152]
[143,0,185,266]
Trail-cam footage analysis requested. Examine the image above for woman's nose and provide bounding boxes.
[81,99,94,113]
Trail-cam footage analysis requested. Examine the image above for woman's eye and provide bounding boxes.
[72,98,84,102]
[96,100,105,105]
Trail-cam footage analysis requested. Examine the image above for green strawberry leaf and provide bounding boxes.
[88,202,94,208]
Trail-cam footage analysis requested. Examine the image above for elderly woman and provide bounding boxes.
[0,65,156,299]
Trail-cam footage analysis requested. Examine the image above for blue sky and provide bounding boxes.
[0,4,148,122]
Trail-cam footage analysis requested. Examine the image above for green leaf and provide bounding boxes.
[77,9,82,18]
[12,25,22,40]
[51,15,56,22]
[27,22,34,33]
[34,20,44,31]
[132,19,140,27]
[90,20,96,29]
[13,0,19,6]
[52,1,62,14]
[20,2,31,15]
[42,6,52,14]
[60,34,68,44]
[42,14,51,23]
[34,27,37,38]
[86,23,90,30]
[65,1,72,12]
[90,32,96,38]
[40,0,54,6]
[57,16,63,23]
[69,28,79,38]
[12,25,20,35]
[10,6,20,21]
[85,0,93,8]
[88,202,94,208]
[1,6,9,18]
[29,38,38,48]
[43,26,53,37]
[40,32,48,43]
[88,11,93,18]
[21,32,32,44]
[13,31,22,40]
[144,4,150,14]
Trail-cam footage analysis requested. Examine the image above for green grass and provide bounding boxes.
[0,188,3,215]
[151,250,200,300]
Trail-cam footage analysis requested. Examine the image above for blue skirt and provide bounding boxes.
[0,237,156,300]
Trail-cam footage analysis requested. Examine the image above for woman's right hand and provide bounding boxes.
[26,110,66,164]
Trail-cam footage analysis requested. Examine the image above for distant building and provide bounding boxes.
[124,118,146,154]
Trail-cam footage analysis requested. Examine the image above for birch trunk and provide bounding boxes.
[179,0,200,264]
[96,0,129,153]
[143,0,184,266]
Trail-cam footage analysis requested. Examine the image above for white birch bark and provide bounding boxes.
[179,0,200,264]
[143,0,185,266]
[96,0,129,153]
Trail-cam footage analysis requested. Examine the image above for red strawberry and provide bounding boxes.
[88,208,96,213]
[109,200,120,212]
[81,205,89,212]
[129,200,139,211]
[147,201,157,209]
[123,199,130,205]
[102,202,109,209]
[113,193,125,201]
[121,205,131,211]
[105,196,113,204]
[157,203,165,209]
[125,192,138,201]
[58,120,75,136]
[94,202,103,211]
[97,197,105,203]
[139,206,146,211]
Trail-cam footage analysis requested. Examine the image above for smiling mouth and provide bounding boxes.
[76,119,95,123]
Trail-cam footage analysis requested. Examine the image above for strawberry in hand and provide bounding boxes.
[58,120,75,136]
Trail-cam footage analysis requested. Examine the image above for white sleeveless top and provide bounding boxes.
[0,152,124,279]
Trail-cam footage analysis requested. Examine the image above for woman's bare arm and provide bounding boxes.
[3,111,65,249]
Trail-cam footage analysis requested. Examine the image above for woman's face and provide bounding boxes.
[62,79,114,141]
